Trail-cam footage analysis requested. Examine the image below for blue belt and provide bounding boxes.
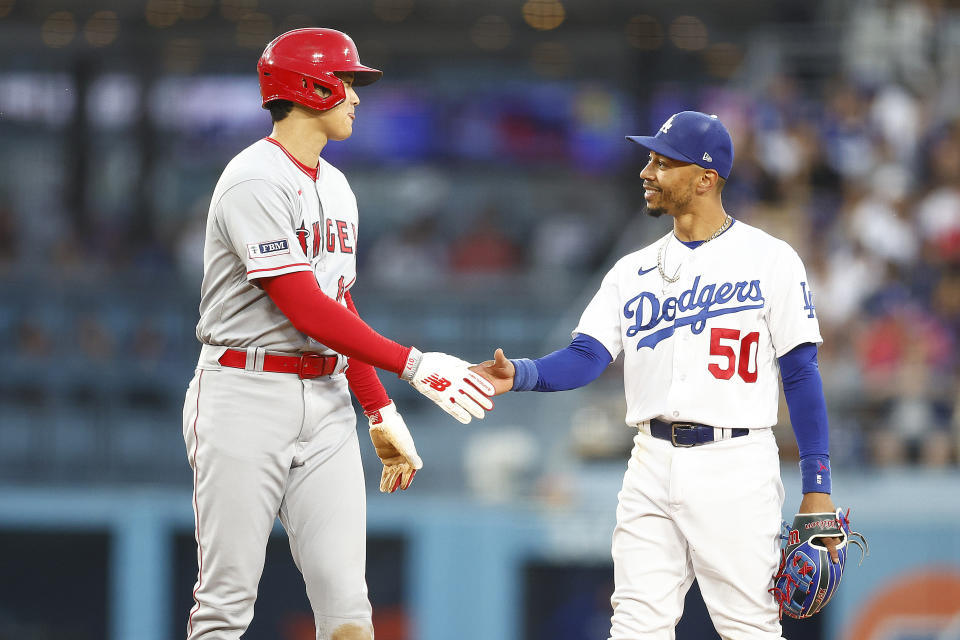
[649,418,749,448]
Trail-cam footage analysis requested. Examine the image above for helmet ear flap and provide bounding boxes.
[260,67,346,112]
[301,76,333,103]
[306,71,347,110]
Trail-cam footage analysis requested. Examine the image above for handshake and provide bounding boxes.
[366,347,517,493]
[401,347,518,423]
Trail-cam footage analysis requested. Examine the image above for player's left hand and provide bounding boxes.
[771,505,868,619]
[798,492,840,563]
[366,401,423,493]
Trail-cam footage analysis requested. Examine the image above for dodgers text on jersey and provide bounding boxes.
[623,275,765,350]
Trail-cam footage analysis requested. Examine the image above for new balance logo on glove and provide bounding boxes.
[425,374,452,391]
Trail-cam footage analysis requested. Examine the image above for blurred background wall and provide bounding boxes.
[1,0,960,638]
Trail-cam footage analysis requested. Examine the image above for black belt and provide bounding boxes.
[649,418,749,448]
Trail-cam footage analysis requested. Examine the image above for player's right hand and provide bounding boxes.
[401,348,495,424]
[469,348,515,396]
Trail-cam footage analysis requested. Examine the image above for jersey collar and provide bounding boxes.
[674,217,736,250]
[264,137,319,181]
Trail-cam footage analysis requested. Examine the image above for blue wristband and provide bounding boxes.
[799,455,832,494]
[510,358,538,392]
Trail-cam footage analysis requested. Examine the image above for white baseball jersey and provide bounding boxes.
[575,219,821,429]
[196,137,359,354]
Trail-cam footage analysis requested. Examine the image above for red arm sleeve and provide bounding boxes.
[259,271,411,375]
[343,291,391,413]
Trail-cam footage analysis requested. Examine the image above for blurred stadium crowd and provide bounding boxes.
[1,0,959,489]
[730,0,960,469]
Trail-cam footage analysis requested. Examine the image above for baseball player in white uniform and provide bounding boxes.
[181,28,494,640]
[473,111,840,639]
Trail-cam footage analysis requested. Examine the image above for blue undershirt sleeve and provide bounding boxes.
[510,333,612,392]
[779,342,832,494]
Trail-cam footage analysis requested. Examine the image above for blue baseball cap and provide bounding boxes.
[626,111,734,179]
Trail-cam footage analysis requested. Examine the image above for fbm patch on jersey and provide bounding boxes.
[247,239,290,259]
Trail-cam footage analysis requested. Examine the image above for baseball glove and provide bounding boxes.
[770,508,868,619]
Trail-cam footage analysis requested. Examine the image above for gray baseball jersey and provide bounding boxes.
[196,137,359,354]
[184,135,373,639]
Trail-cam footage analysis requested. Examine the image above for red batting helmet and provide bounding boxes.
[257,28,382,112]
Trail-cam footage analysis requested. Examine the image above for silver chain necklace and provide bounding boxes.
[657,214,733,284]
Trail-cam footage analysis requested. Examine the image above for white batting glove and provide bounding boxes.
[366,401,423,493]
[401,348,496,424]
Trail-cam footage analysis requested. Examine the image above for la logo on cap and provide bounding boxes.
[659,114,677,134]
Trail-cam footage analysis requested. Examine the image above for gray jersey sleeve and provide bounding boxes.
[215,178,312,281]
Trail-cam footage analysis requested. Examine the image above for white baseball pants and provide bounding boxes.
[609,428,786,640]
[181,364,373,640]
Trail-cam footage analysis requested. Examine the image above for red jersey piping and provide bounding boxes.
[247,262,311,276]
[264,137,319,181]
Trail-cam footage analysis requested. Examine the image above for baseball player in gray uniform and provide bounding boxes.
[181,28,494,640]
[473,112,842,639]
